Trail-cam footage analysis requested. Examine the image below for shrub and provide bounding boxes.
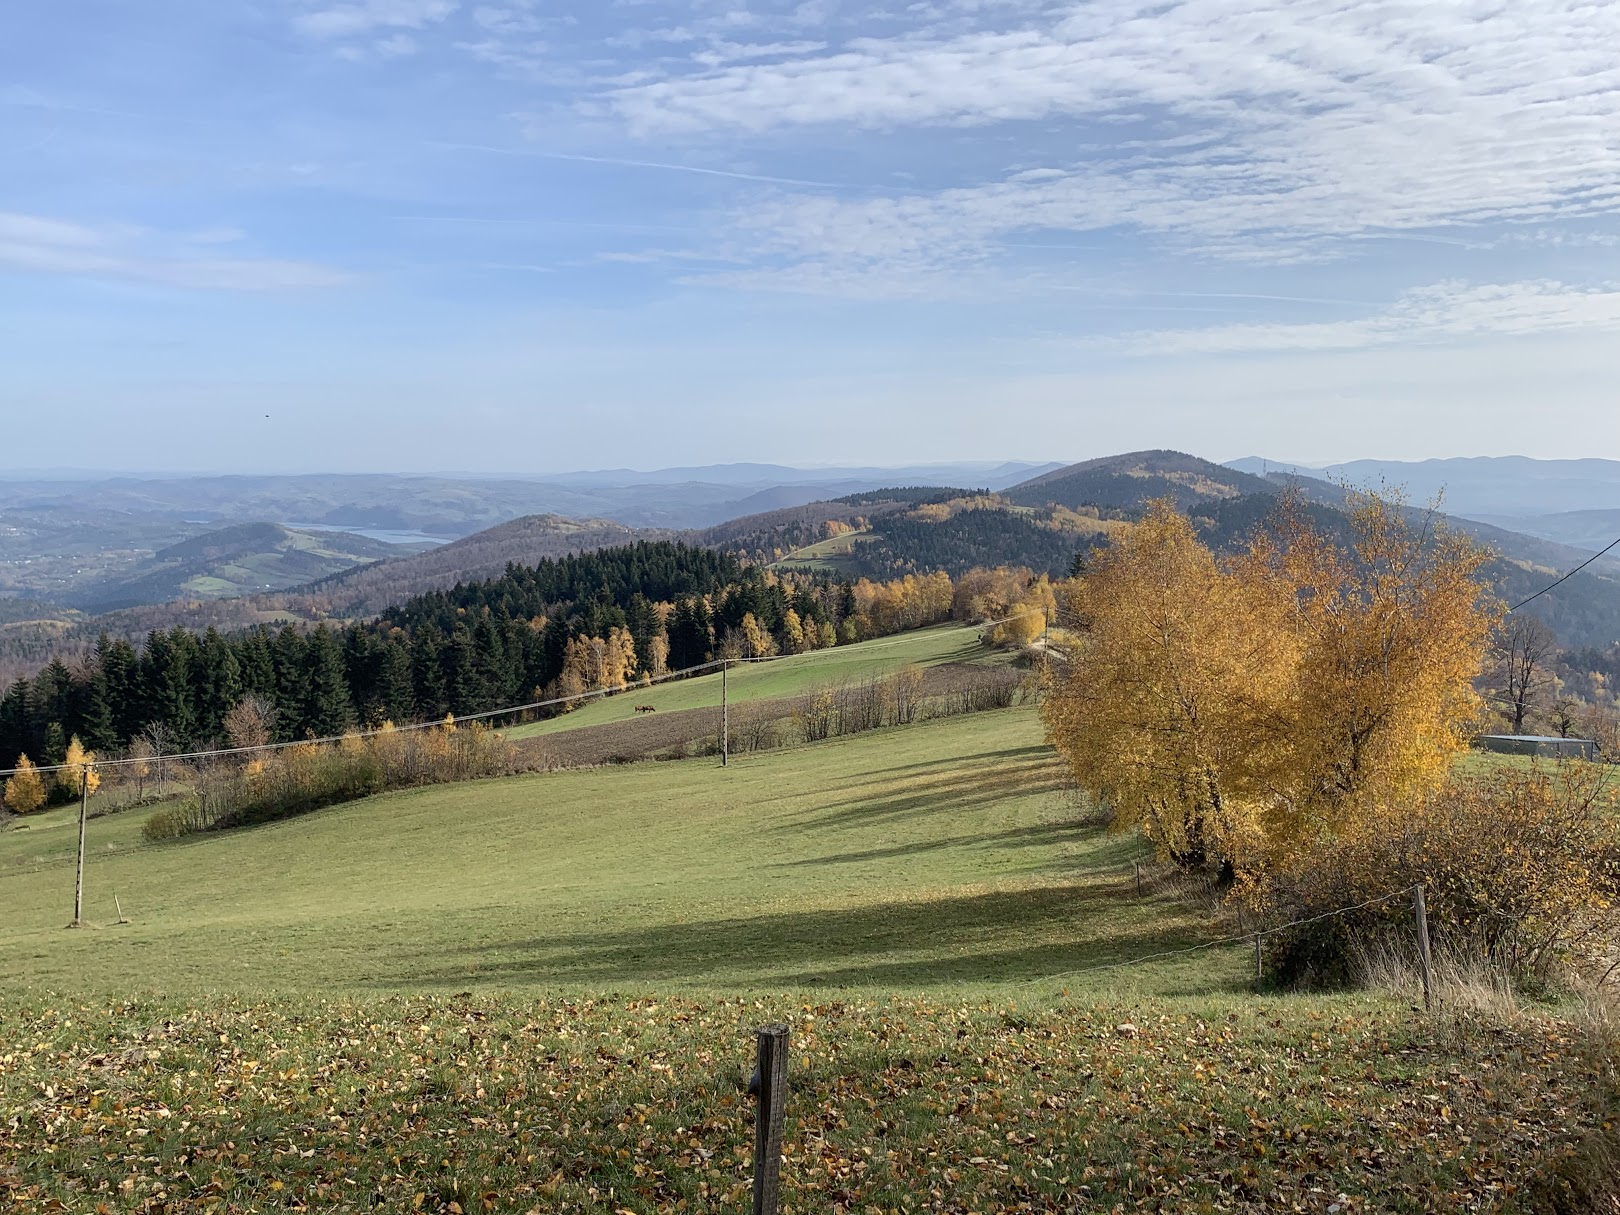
[142,795,203,842]
[149,723,516,840]
[1260,763,1620,989]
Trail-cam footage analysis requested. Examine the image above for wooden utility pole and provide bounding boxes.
[1414,885,1435,1011]
[752,1024,789,1215]
[721,660,729,768]
[73,764,89,928]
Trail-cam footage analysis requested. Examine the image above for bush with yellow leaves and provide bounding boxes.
[1261,762,1620,989]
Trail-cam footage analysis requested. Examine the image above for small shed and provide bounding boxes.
[1474,734,1600,761]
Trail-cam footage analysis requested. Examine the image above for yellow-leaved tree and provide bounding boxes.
[1246,491,1497,847]
[1042,502,1297,871]
[1043,491,1497,878]
[57,736,100,800]
[4,754,48,815]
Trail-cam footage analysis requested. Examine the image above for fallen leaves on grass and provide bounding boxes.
[0,993,1612,1213]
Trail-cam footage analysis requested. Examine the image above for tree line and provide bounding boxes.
[0,541,1039,786]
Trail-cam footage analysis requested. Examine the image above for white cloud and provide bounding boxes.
[591,0,1620,282]
[1105,280,1620,355]
[691,40,829,67]
[0,212,353,292]
[294,0,457,39]
[376,33,420,56]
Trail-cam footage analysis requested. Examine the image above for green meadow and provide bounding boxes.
[504,623,1014,740]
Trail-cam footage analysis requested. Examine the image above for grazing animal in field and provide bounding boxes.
[634,705,657,714]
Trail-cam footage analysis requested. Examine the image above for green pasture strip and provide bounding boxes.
[0,708,1238,998]
[506,624,1011,741]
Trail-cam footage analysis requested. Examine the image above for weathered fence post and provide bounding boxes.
[1413,885,1435,1011]
[1253,933,1263,989]
[1133,861,1141,896]
[752,1024,789,1215]
[721,660,729,768]
[72,764,89,928]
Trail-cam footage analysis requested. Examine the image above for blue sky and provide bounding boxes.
[3,0,1619,473]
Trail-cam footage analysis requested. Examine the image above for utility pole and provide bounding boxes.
[721,659,729,768]
[73,764,89,928]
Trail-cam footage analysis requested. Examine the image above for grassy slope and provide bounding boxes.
[772,528,873,574]
[0,707,1238,997]
[5,705,1617,1211]
[506,624,1014,740]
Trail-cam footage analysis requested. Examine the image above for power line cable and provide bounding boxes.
[1507,534,1620,612]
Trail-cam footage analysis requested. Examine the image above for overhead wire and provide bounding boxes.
[1507,534,1620,612]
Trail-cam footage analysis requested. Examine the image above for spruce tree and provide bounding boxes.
[76,669,118,754]
[0,679,31,771]
[141,629,196,745]
[300,625,353,739]
[378,638,417,723]
[445,626,483,715]
[272,626,309,739]
[41,721,67,769]
[236,628,278,702]
[411,629,449,719]
[98,636,142,744]
[196,627,242,744]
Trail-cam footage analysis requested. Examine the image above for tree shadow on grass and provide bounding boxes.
[821,745,1058,787]
[388,881,1222,993]
[796,755,1071,834]
[774,822,1143,874]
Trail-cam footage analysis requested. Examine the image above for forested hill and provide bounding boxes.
[1010,453,1620,648]
[0,542,854,774]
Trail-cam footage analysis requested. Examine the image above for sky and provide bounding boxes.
[2,0,1619,473]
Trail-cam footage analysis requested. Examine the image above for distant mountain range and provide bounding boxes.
[72,524,434,614]
[3,453,1618,686]
[1227,456,1620,552]
[0,462,1059,537]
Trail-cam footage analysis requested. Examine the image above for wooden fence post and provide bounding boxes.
[1253,933,1263,989]
[721,661,729,768]
[752,1024,789,1215]
[1413,885,1434,1011]
[1133,861,1141,896]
